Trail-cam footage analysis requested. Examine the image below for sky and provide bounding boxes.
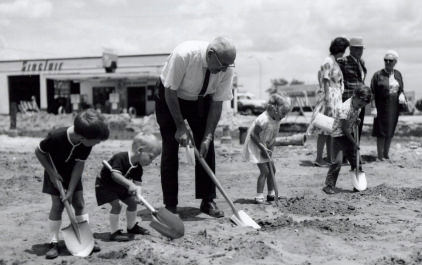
[1,0,421,99]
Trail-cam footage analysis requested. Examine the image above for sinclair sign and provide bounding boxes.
[21,60,64,72]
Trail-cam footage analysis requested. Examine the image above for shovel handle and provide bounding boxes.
[102,160,158,214]
[136,194,157,214]
[354,125,360,177]
[185,131,240,218]
[260,144,279,206]
[47,154,81,242]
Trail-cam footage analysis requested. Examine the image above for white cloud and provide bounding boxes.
[1,0,422,97]
[0,0,53,18]
[94,0,127,6]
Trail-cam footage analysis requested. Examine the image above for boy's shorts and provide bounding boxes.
[42,174,83,196]
[95,177,132,206]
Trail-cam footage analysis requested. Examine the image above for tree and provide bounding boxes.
[266,78,289,94]
[415,99,422,112]
[271,78,289,87]
[290,79,305,85]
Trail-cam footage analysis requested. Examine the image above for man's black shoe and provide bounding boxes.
[200,200,224,218]
[322,185,336,195]
[165,205,178,214]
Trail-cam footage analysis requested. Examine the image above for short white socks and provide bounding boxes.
[126,210,137,229]
[109,213,120,234]
[48,219,62,243]
[75,213,89,223]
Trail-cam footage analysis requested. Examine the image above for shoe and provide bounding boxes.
[313,160,329,167]
[266,195,275,202]
[353,187,360,193]
[127,222,150,235]
[109,230,130,242]
[92,241,101,252]
[200,200,224,218]
[45,242,59,259]
[255,196,265,204]
[165,205,178,214]
[377,157,384,162]
[322,185,336,195]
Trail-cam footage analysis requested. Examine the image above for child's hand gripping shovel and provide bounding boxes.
[351,124,367,191]
[102,160,184,239]
[47,154,94,257]
[259,144,280,207]
[186,129,261,229]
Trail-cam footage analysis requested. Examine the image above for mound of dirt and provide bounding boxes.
[373,251,422,265]
[342,184,422,201]
[258,215,295,230]
[276,196,358,217]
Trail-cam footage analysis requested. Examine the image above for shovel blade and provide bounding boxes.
[149,208,184,239]
[62,221,94,257]
[351,171,367,191]
[230,210,261,229]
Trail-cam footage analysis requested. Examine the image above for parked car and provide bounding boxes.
[237,92,266,115]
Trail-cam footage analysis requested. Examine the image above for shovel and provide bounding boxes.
[186,132,260,229]
[48,155,94,257]
[260,145,280,206]
[352,125,367,191]
[102,160,184,239]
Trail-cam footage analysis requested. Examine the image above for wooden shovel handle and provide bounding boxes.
[47,154,78,225]
[259,144,279,205]
[354,125,360,176]
[185,131,240,218]
[135,194,157,214]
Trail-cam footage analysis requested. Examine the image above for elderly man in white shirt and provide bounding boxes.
[155,37,236,218]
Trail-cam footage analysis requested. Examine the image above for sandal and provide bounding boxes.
[254,197,265,204]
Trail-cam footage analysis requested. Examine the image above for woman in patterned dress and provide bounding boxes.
[308,37,349,166]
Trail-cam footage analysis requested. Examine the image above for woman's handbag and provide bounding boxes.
[398,92,410,113]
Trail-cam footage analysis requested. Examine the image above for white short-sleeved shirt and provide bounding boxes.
[331,98,361,137]
[160,40,234,101]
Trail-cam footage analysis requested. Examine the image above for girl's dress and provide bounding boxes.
[307,55,344,135]
[242,111,281,164]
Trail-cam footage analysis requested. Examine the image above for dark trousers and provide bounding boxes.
[325,136,362,187]
[155,81,216,207]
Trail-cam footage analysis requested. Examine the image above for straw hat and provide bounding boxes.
[349,37,364,47]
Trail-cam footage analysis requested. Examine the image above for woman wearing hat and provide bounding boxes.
[370,50,405,161]
[307,37,349,166]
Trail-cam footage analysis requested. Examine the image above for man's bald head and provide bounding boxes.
[206,37,236,73]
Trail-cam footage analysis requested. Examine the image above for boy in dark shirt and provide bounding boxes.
[35,109,109,259]
[96,133,161,241]
[322,85,372,194]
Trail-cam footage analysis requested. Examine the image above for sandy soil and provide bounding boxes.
[0,134,421,265]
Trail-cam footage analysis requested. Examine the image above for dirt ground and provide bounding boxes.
[0,134,422,265]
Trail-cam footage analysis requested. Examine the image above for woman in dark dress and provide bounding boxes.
[370,50,405,161]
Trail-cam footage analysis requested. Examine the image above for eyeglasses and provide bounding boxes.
[384,59,395,63]
[212,50,235,70]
